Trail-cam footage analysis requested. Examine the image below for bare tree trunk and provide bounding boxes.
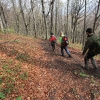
[55,0,58,35]
[33,12,37,37]
[93,0,100,32]
[71,0,84,43]
[72,22,76,43]
[66,0,69,36]
[50,0,55,33]
[30,0,37,37]
[0,1,7,32]
[58,9,63,32]
[82,0,87,49]
[41,0,48,39]
[0,15,4,32]
[11,0,19,34]
[72,15,78,43]
[19,0,28,36]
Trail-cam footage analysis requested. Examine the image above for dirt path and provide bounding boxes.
[0,34,100,100]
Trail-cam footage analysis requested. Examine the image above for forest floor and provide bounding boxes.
[0,33,100,100]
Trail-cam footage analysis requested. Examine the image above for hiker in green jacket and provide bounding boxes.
[82,28,98,70]
[59,31,72,57]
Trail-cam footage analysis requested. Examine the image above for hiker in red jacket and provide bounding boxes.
[49,33,57,51]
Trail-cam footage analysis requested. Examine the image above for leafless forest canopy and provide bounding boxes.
[0,0,100,44]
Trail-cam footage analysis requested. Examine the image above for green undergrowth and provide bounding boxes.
[74,70,89,78]
[74,69,99,84]
[0,58,28,99]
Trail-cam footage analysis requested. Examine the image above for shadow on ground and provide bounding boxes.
[39,40,100,79]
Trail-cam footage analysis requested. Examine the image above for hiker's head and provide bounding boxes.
[50,32,54,37]
[86,28,93,36]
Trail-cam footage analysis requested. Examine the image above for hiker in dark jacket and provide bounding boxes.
[82,28,98,70]
[49,33,56,51]
[59,31,72,57]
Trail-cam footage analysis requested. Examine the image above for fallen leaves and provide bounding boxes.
[0,34,100,100]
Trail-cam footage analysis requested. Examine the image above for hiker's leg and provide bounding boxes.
[64,46,71,57]
[52,42,55,51]
[53,43,55,51]
[90,57,98,69]
[51,42,53,47]
[51,42,54,51]
[84,54,89,69]
[61,46,64,56]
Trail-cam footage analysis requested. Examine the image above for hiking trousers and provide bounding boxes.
[51,41,56,51]
[84,52,98,69]
[61,46,71,56]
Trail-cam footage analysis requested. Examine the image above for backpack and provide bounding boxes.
[61,36,69,46]
[50,35,56,43]
[90,38,100,55]
[94,38,100,55]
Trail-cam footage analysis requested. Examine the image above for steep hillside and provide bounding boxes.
[0,33,100,100]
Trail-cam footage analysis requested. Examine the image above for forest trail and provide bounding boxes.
[0,33,100,100]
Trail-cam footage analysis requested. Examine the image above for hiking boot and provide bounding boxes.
[61,54,64,57]
[94,67,98,70]
[82,66,89,70]
[69,55,72,58]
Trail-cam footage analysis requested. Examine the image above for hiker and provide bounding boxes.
[59,31,72,57]
[49,33,57,51]
[82,28,98,70]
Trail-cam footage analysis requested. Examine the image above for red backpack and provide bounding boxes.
[50,35,56,43]
[61,36,69,46]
